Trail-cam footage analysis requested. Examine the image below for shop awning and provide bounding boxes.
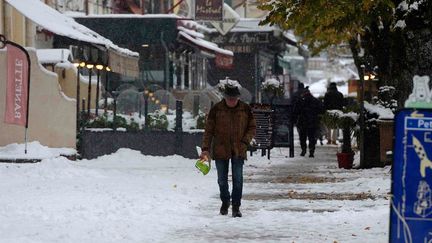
[178,26,233,57]
[177,24,234,69]
[5,0,140,77]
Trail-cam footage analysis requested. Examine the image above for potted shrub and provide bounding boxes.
[322,110,358,169]
[261,78,284,104]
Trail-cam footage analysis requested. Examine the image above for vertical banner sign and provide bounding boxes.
[5,43,29,126]
[195,0,223,21]
[390,109,432,243]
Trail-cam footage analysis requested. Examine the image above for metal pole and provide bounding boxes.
[142,0,145,14]
[144,97,149,128]
[87,68,92,115]
[161,32,170,90]
[255,51,260,103]
[85,0,89,15]
[104,70,109,115]
[139,94,142,118]
[113,94,117,131]
[95,69,100,116]
[76,66,81,134]
[359,65,365,168]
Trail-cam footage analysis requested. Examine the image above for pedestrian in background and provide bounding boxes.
[293,87,324,157]
[323,82,344,144]
[290,82,305,106]
[200,84,256,217]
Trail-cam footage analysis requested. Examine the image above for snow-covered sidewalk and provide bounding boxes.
[0,145,390,242]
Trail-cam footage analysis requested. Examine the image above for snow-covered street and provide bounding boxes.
[0,145,390,243]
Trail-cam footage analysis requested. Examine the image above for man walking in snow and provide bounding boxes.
[292,87,324,157]
[200,83,256,217]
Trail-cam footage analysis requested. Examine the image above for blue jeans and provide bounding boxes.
[215,158,244,206]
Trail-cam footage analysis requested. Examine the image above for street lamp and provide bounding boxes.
[71,44,90,136]
[104,66,111,115]
[86,63,94,115]
[73,62,81,134]
[160,104,168,113]
[144,90,151,129]
[95,64,104,116]
[112,91,119,131]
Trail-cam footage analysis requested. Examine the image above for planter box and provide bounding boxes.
[337,152,354,169]
[378,119,394,165]
[80,130,203,159]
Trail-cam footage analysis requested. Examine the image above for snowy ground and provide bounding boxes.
[0,144,391,243]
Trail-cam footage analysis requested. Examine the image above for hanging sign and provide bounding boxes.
[215,53,233,69]
[195,0,223,21]
[390,109,432,243]
[210,3,240,35]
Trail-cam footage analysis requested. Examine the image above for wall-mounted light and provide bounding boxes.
[105,66,111,72]
[96,64,104,70]
[160,104,168,113]
[79,62,86,68]
[363,73,377,81]
[86,63,94,69]
[142,44,149,48]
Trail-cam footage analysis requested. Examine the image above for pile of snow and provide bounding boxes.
[0,141,76,160]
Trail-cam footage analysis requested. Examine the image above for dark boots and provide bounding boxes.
[309,150,314,158]
[220,202,230,215]
[232,205,242,217]
[300,150,306,156]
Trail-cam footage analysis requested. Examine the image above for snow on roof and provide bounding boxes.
[75,13,181,19]
[178,27,233,56]
[177,26,205,39]
[283,31,297,43]
[6,0,138,57]
[36,49,71,64]
[178,19,213,33]
[206,18,275,33]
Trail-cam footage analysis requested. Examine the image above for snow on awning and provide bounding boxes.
[178,27,233,57]
[5,0,139,77]
[177,23,233,69]
[36,49,71,64]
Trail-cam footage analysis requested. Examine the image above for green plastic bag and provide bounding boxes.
[195,159,211,175]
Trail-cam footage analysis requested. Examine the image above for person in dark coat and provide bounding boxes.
[290,82,305,105]
[323,82,345,144]
[292,87,324,157]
